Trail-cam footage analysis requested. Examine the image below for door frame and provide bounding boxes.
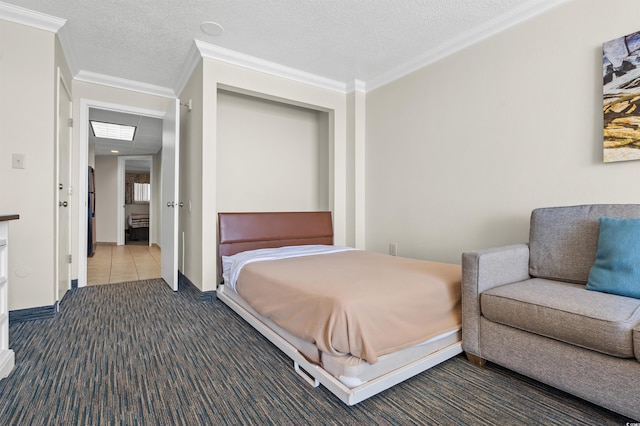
[117,155,154,246]
[77,99,166,288]
[55,67,72,305]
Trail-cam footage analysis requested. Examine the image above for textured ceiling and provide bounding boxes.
[3,0,566,94]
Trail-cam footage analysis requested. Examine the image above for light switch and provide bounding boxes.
[12,154,25,169]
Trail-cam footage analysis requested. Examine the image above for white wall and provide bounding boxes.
[94,156,118,243]
[216,90,328,212]
[0,20,58,310]
[365,0,640,264]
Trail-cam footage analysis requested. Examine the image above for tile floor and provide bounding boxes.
[87,243,161,285]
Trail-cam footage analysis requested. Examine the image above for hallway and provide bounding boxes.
[87,244,161,285]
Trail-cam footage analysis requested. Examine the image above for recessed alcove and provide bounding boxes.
[216,89,330,213]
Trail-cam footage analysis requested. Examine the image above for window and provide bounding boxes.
[125,172,150,204]
[133,183,150,203]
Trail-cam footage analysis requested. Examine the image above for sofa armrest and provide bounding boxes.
[461,243,531,357]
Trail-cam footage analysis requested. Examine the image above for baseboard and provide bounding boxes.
[178,270,216,301]
[9,304,56,322]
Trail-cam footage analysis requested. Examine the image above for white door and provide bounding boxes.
[161,99,180,291]
[56,71,72,303]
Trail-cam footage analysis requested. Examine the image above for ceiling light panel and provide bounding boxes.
[90,120,136,141]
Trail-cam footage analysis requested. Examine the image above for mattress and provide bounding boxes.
[220,285,461,388]
[226,246,461,364]
[221,245,462,387]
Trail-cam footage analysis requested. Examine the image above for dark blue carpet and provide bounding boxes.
[0,279,631,425]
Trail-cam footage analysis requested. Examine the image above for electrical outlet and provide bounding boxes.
[12,153,25,169]
[388,243,398,256]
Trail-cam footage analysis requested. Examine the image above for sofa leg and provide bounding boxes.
[466,353,487,367]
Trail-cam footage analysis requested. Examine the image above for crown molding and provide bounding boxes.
[0,1,65,32]
[366,0,570,91]
[346,79,366,93]
[195,40,347,94]
[174,41,203,97]
[56,24,79,76]
[74,70,176,99]
[2,0,569,97]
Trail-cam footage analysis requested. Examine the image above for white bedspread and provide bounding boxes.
[222,245,356,292]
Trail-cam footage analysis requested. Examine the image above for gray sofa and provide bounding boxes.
[462,204,640,420]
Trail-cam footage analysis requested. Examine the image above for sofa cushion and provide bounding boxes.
[586,217,640,299]
[528,204,640,283]
[481,278,640,358]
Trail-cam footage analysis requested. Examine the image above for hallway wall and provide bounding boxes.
[0,19,69,310]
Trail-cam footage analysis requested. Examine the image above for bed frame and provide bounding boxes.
[217,211,463,405]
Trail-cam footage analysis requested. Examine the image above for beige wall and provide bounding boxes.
[216,90,329,212]
[94,156,118,243]
[204,60,350,248]
[365,0,640,264]
[177,58,350,292]
[151,151,162,246]
[11,0,629,308]
[178,62,204,287]
[346,89,366,249]
[0,20,60,310]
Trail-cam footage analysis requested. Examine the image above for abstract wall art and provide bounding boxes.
[603,30,640,162]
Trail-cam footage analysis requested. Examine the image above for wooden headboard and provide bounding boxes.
[218,211,334,259]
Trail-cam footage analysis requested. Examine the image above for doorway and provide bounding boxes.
[119,156,153,246]
[78,100,178,289]
[87,154,161,285]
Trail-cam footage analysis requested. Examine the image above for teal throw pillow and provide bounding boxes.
[586,216,640,299]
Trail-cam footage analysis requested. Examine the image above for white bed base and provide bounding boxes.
[217,285,463,406]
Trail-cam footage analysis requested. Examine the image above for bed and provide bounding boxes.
[127,213,149,241]
[217,211,462,405]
